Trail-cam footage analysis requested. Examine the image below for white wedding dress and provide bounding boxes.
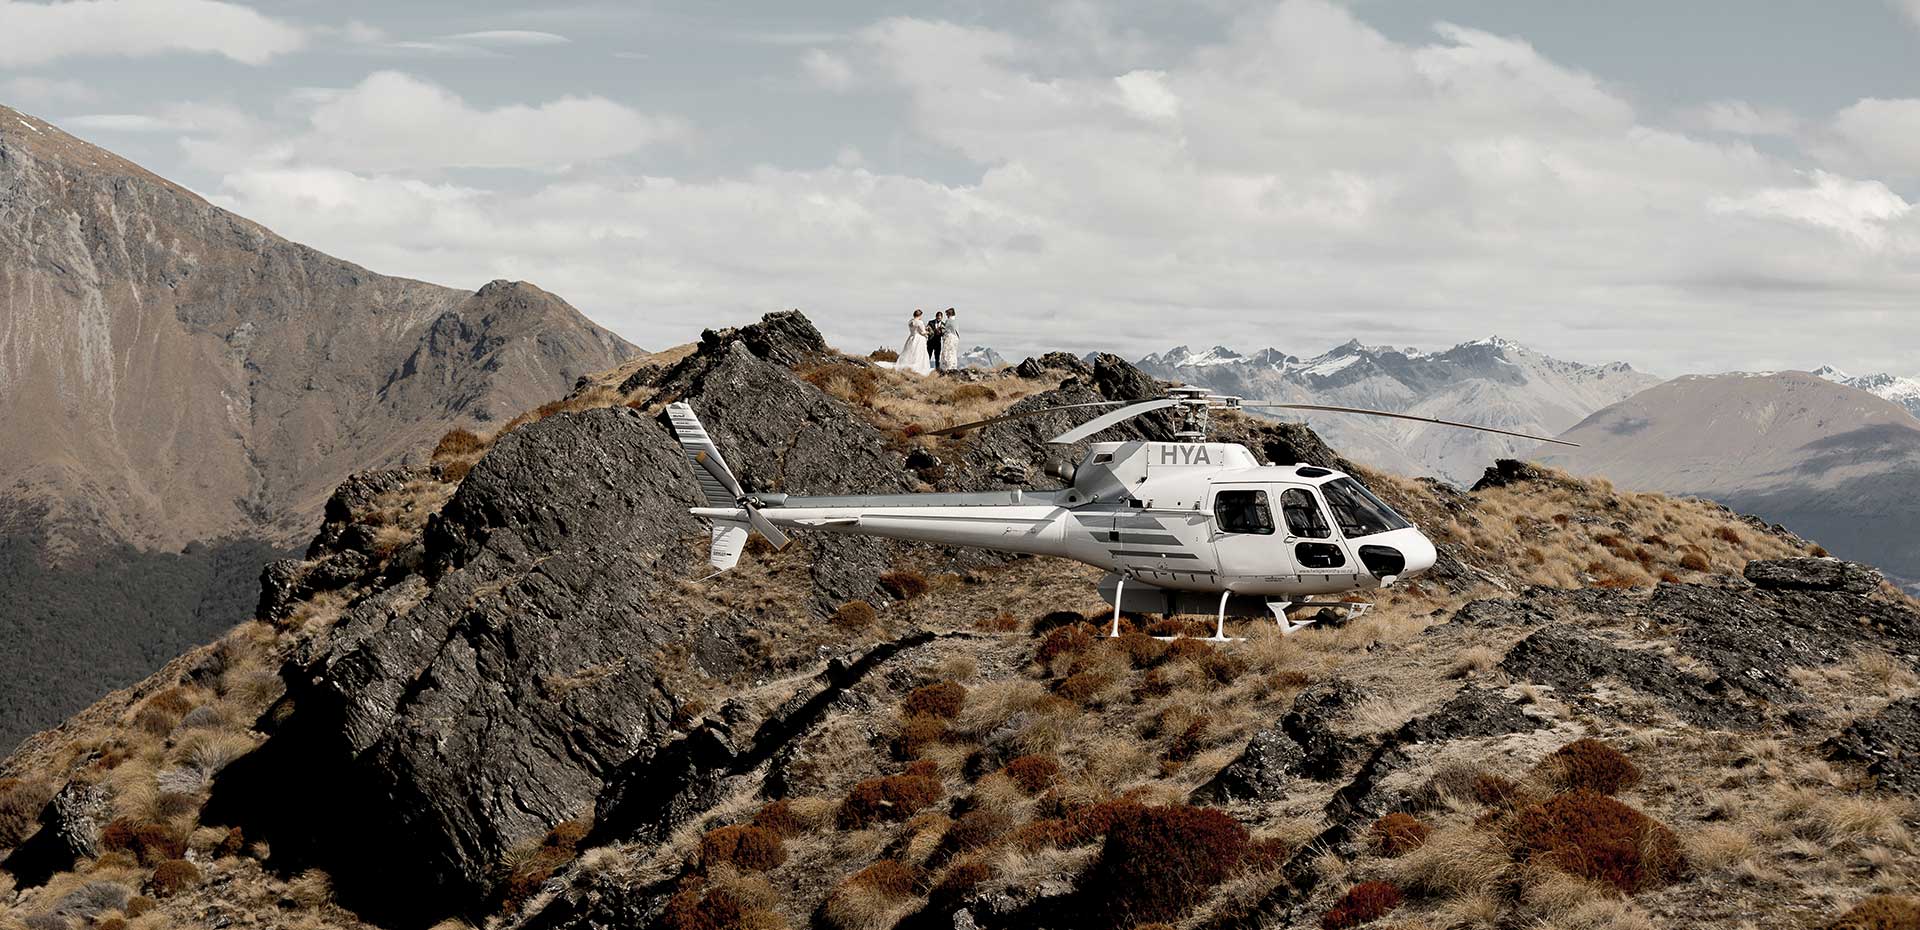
[938,319,959,371]
[898,318,933,375]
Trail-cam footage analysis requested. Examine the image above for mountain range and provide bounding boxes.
[1546,371,1920,593]
[0,105,635,749]
[1815,365,1920,420]
[1135,336,1662,484]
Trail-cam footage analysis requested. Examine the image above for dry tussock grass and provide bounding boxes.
[795,361,1064,440]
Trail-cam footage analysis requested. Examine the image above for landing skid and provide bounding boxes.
[1104,577,1372,642]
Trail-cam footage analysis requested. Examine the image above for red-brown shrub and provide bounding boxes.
[1036,624,1096,667]
[839,774,944,829]
[903,682,968,719]
[1164,720,1208,764]
[0,777,52,846]
[832,600,878,630]
[214,825,246,858]
[661,878,783,930]
[928,859,993,909]
[847,859,918,898]
[432,428,485,461]
[1471,772,1526,808]
[1506,790,1686,893]
[1367,813,1431,857]
[879,570,931,601]
[868,348,900,362]
[1679,550,1712,571]
[699,824,788,872]
[1321,881,1403,929]
[1053,671,1112,704]
[1116,631,1167,668]
[1827,895,1920,930]
[937,810,1012,861]
[1243,836,1290,873]
[752,799,805,838]
[975,611,1020,632]
[1535,738,1641,795]
[892,714,950,760]
[1714,525,1743,545]
[1002,755,1059,793]
[148,858,202,898]
[1083,804,1249,925]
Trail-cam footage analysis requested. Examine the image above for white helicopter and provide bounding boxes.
[668,387,1576,641]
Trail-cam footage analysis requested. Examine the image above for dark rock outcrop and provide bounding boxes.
[1470,459,1559,491]
[1499,624,1765,729]
[0,781,111,885]
[1281,680,1369,779]
[1193,719,1307,803]
[1744,557,1884,595]
[1014,351,1092,380]
[1826,697,1920,795]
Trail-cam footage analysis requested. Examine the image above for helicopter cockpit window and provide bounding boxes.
[1280,488,1332,539]
[1213,490,1274,535]
[1321,477,1412,538]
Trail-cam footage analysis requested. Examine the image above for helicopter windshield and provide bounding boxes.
[1321,477,1412,538]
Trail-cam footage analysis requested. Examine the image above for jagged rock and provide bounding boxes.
[254,559,304,622]
[1470,458,1557,491]
[1089,353,1164,401]
[210,407,709,924]
[1014,351,1091,380]
[1193,718,1307,803]
[1744,558,1883,595]
[1825,696,1920,795]
[258,549,376,622]
[1398,686,1541,745]
[1,781,111,885]
[1282,680,1370,778]
[697,309,829,369]
[305,466,434,559]
[1499,624,1764,729]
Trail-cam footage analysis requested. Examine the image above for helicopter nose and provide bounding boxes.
[1402,531,1438,576]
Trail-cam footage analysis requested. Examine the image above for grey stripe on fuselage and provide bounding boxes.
[1109,549,1201,560]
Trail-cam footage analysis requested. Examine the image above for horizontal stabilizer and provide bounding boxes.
[708,521,749,571]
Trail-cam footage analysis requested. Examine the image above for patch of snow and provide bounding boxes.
[17,118,40,132]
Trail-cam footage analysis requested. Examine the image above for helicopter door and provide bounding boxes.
[1277,486,1356,593]
[1208,485,1291,588]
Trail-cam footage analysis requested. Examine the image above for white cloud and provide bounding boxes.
[61,113,174,131]
[1824,97,1920,180]
[443,30,569,47]
[1712,170,1913,248]
[185,1,1920,376]
[0,0,303,67]
[1686,99,1800,136]
[799,48,854,91]
[294,71,681,171]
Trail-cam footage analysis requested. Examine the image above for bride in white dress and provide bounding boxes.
[898,309,934,375]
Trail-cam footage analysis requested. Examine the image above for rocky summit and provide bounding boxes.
[0,311,1916,930]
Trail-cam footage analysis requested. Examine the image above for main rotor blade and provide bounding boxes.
[1238,402,1580,447]
[1048,398,1184,445]
[922,400,1129,437]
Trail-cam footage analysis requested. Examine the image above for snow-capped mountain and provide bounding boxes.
[1814,366,1920,420]
[960,346,1008,369]
[1138,336,1660,484]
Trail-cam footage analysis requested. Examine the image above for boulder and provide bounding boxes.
[1470,459,1556,491]
[1825,696,1920,795]
[1193,719,1307,803]
[1744,558,1884,595]
[305,466,434,559]
[1281,680,1370,779]
[1,781,111,885]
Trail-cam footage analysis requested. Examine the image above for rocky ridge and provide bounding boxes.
[0,312,1914,930]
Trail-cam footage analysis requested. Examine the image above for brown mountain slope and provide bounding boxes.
[0,105,637,750]
[0,106,636,550]
[1542,371,1920,591]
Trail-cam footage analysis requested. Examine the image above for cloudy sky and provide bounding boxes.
[4,0,1919,376]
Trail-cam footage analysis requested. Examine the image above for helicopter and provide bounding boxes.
[667,386,1576,641]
